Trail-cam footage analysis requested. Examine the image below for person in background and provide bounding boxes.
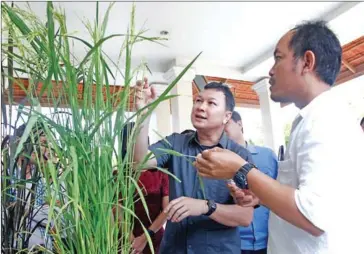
[120,122,169,254]
[194,20,364,254]
[131,169,169,254]
[225,111,278,254]
[360,117,364,132]
[2,122,58,251]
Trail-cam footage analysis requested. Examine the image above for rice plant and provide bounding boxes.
[1,2,200,253]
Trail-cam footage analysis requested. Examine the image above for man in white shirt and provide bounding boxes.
[194,20,364,254]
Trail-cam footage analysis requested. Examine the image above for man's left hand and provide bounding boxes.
[164,197,208,222]
[227,183,260,207]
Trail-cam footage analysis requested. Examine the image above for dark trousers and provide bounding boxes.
[241,249,267,254]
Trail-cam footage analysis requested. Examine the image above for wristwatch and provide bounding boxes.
[204,199,217,216]
[233,163,256,189]
[147,229,155,238]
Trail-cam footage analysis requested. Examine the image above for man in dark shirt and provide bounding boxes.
[225,111,278,254]
[133,79,253,254]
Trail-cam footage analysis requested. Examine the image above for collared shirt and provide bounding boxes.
[149,131,253,254]
[239,144,278,251]
[268,90,364,254]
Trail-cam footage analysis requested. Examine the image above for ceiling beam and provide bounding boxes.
[335,61,364,86]
[240,2,360,75]
[342,59,356,74]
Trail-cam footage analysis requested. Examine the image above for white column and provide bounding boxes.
[252,78,285,154]
[163,66,196,133]
[150,84,172,143]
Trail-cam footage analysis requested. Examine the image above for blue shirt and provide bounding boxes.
[149,132,253,254]
[239,144,278,251]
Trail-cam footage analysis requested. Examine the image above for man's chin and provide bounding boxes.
[192,122,206,130]
[270,93,291,104]
[270,94,281,102]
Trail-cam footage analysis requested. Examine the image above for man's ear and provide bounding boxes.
[224,111,232,124]
[302,50,316,74]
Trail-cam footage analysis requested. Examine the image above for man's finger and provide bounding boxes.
[241,195,253,202]
[164,197,183,213]
[227,183,238,190]
[143,77,149,89]
[168,201,186,220]
[227,183,237,193]
[193,158,208,172]
[235,191,246,199]
[201,147,222,158]
[242,189,254,196]
[150,85,157,99]
[201,149,212,159]
[164,197,184,216]
[176,210,190,222]
[171,206,188,222]
[195,154,210,168]
[212,147,223,152]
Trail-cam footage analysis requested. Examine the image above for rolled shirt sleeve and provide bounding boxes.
[149,133,176,168]
[294,121,343,232]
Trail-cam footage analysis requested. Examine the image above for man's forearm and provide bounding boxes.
[133,114,151,164]
[247,168,324,236]
[209,204,253,227]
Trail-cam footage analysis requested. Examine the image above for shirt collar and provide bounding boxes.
[189,131,228,149]
[247,143,258,154]
[299,89,331,119]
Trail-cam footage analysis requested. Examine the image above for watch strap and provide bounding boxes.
[241,163,256,175]
[204,199,217,216]
[233,163,256,189]
[147,229,155,238]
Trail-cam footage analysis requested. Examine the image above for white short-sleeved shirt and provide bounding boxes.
[268,90,364,254]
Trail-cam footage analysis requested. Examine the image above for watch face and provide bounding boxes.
[233,171,248,189]
[211,201,217,209]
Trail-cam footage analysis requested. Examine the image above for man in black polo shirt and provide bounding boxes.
[133,79,253,254]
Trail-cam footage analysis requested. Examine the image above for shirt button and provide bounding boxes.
[188,245,192,249]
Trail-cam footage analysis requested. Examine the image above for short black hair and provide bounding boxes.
[360,117,364,126]
[231,111,242,123]
[289,20,342,86]
[204,82,235,111]
[231,111,244,133]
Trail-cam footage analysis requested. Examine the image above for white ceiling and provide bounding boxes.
[242,2,364,81]
[13,2,363,82]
